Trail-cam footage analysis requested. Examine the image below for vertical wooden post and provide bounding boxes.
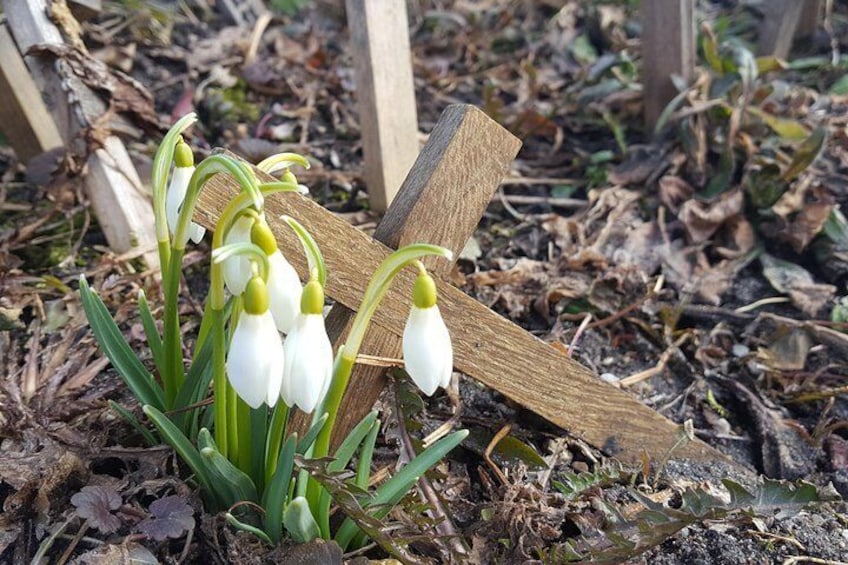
[346,0,419,212]
[3,0,158,267]
[757,0,805,58]
[641,0,695,130]
[0,24,63,161]
[796,0,821,39]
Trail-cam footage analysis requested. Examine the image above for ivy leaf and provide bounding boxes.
[137,495,195,541]
[70,486,122,533]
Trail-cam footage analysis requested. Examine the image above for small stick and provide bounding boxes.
[483,424,512,485]
[568,314,593,357]
[734,296,791,314]
[619,333,690,387]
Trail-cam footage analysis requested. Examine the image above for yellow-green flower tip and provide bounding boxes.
[244,276,270,314]
[301,279,324,315]
[412,271,437,309]
[282,170,298,185]
[250,220,278,254]
[174,138,194,168]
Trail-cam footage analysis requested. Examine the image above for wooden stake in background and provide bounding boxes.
[346,0,420,212]
[641,0,695,130]
[196,104,722,464]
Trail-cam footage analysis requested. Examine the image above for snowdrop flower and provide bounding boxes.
[402,269,452,396]
[165,138,206,245]
[222,214,256,296]
[226,274,285,408]
[281,277,333,413]
[251,220,302,333]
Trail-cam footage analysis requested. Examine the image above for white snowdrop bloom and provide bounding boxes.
[165,139,206,245]
[251,221,303,333]
[226,276,285,408]
[280,279,333,413]
[402,271,453,396]
[222,215,256,296]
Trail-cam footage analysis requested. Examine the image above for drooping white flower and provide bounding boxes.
[251,220,303,333]
[165,139,206,245]
[226,276,285,408]
[402,270,453,396]
[222,215,256,295]
[280,279,333,413]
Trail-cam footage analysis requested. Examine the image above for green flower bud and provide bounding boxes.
[301,279,324,315]
[244,276,270,314]
[412,271,437,309]
[251,220,278,255]
[174,138,194,168]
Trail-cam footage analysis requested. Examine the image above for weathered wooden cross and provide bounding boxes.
[195,104,721,464]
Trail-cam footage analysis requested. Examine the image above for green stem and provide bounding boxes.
[236,396,252,476]
[151,113,197,256]
[212,306,227,457]
[161,248,186,408]
[264,403,289,486]
[227,381,239,458]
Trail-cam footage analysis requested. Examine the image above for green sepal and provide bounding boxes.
[284,497,320,543]
[79,277,165,410]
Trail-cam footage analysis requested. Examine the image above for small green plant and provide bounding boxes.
[80,114,466,551]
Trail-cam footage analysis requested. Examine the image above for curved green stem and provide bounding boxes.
[256,153,311,175]
[281,215,326,287]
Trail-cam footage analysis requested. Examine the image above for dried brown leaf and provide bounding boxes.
[678,190,744,243]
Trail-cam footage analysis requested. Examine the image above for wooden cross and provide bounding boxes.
[196,104,722,463]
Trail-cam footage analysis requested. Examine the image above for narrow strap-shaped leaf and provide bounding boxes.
[334,430,468,549]
[108,401,157,446]
[316,411,379,537]
[225,513,272,544]
[143,405,215,500]
[80,278,165,409]
[263,434,297,543]
[356,418,380,490]
[137,290,163,375]
[197,428,258,506]
[250,405,269,494]
[284,497,320,543]
[172,332,214,435]
[296,413,328,454]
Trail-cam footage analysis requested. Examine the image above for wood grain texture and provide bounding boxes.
[641,0,695,129]
[757,0,805,58]
[796,0,821,38]
[0,24,63,161]
[346,0,419,212]
[195,154,724,464]
[3,0,158,267]
[288,105,522,444]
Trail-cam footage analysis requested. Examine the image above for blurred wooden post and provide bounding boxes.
[195,105,725,464]
[346,0,419,212]
[0,24,63,161]
[796,0,821,39]
[757,0,805,58]
[641,0,695,130]
[3,0,158,267]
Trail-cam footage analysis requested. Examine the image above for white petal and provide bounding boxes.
[188,222,206,244]
[267,251,302,333]
[166,166,193,240]
[402,305,453,396]
[222,216,254,295]
[226,311,284,408]
[281,314,333,413]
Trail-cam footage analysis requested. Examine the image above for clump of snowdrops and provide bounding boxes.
[80,114,466,548]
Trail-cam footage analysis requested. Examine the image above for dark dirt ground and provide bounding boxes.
[3,0,848,563]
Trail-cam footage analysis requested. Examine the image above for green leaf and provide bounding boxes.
[782,126,828,181]
[746,163,787,209]
[334,429,468,550]
[746,107,809,140]
[79,277,165,410]
[701,31,722,72]
[823,208,848,246]
[108,401,157,446]
[137,290,163,376]
[198,429,258,505]
[283,497,320,543]
[263,434,297,543]
[464,428,548,471]
[225,512,272,544]
[356,420,380,490]
[701,148,734,198]
[143,406,215,500]
[829,75,848,96]
[722,478,824,518]
[297,413,329,454]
